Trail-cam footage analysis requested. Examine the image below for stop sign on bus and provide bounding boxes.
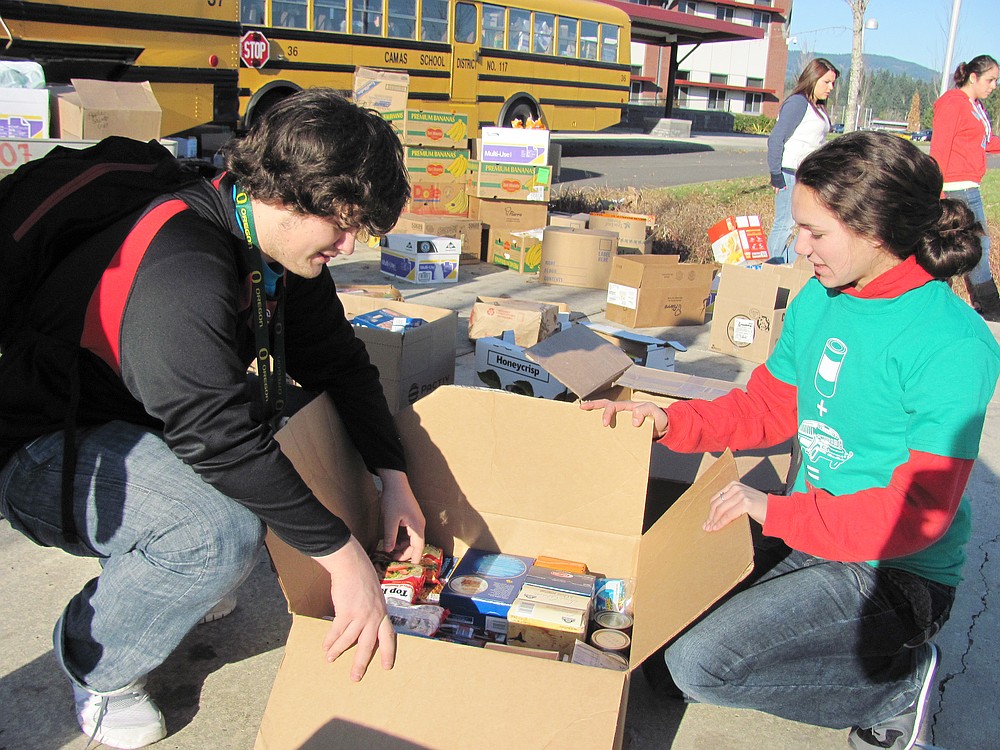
[240,31,270,69]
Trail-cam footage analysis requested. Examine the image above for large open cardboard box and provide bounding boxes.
[258,387,753,749]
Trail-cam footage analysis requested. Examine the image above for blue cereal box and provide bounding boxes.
[439,550,535,633]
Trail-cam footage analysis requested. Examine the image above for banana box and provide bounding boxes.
[402,110,469,148]
[491,228,544,274]
[474,162,551,202]
[379,233,461,285]
[407,181,470,217]
[707,215,769,265]
[405,146,470,184]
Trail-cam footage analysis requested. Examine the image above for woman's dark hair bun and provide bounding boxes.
[917,197,984,278]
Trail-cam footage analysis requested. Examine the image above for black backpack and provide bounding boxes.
[0,137,201,542]
[0,136,200,347]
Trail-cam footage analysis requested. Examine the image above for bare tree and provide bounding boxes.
[843,0,871,133]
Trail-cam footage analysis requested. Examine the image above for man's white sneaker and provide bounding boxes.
[197,592,237,624]
[72,679,166,749]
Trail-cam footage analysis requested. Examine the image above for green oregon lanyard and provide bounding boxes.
[233,184,287,422]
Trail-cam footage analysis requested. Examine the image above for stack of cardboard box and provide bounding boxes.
[468,126,553,273]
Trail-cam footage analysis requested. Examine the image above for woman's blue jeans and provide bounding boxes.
[0,422,266,693]
[945,186,993,285]
[767,172,797,264]
[664,535,954,730]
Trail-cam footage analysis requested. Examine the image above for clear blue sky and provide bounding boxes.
[787,0,995,78]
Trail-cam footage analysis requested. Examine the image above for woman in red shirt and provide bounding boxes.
[931,54,1000,321]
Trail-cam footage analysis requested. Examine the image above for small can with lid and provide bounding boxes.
[593,610,633,635]
[589,627,631,656]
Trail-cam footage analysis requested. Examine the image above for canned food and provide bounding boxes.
[589,627,631,655]
[593,610,633,635]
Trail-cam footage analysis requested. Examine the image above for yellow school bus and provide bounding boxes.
[0,0,631,138]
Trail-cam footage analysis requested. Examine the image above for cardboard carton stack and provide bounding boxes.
[467,127,553,272]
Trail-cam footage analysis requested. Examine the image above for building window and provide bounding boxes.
[675,86,689,107]
[752,11,770,28]
[754,0,772,6]
[744,93,763,114]
[747,77,764,89]
[677,1,697,14]
[715,6,734,22]
[708,90,727,111]
[675,70,689,80]
[710,73,728,85]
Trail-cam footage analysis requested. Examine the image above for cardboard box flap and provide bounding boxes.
[615,366,736,401]
[631,450,753,667]
[256,615,628,749]
[718,263,782,302]
[524,324,634,399]
[393,386,653,545]
[270,395,381,618]
[70,78,161,114]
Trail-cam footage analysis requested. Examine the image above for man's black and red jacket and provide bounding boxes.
[0,169,404,557]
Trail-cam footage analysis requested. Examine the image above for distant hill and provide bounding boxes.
[787,51,939,83]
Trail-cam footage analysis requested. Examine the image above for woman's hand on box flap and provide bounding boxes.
[580,399,669,439]
[704,482,768,532]
[316,536,396,681]
[377,468,427,565]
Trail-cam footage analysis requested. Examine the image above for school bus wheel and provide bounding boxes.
[501,98,539,129]
[245,87,297,130]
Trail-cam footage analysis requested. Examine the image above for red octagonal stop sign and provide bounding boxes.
[240,30,270,69]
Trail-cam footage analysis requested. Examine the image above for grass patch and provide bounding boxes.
[552,170,999,284]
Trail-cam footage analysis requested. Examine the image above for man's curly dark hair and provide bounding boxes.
[221,88,410,236]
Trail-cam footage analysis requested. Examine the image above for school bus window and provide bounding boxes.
[507,8,530,52]
[600,24,619,62]
[533,12,554,55]
[454,2,477,43]
[482,4,505,49]
[558,17,578,57]
[421,0,448,42]
[353,0,383,35]
[387,0,416,38]
[243,0,265,24]
[579,20,598,60]
[314,0,347,31]
[274,0,306,28]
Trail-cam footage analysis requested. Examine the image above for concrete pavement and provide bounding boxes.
[2,245,998,750]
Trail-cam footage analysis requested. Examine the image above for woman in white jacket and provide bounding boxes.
[767,58,839,262]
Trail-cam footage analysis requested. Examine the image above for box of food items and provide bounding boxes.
[258,387,753,749]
